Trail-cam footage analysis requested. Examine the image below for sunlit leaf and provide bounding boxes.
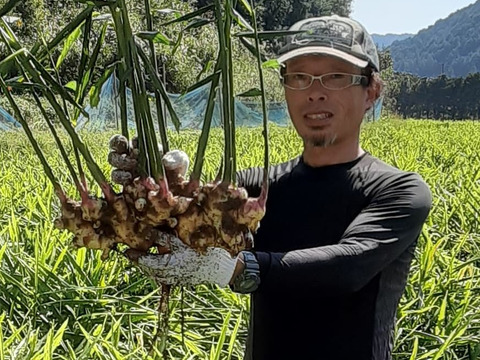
[88,66,115,107]
[236,30,304,39]
[237,88,261,97]
[65,80,77,91]
[184,18,211,31]
[56,23,83,69]
[159,4,215,27]
[262,59,279,69]
[136,31,173,45]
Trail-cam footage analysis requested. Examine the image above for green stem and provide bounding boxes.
[214,0,233,184]
[191,70,221,182]
[138,79,163,180]
[33,92,84,193]
[77,12,92,100]
[121,0,162,179]
[73,14,94,188]
[249,0,270,186]
[0,48,26,73]
[136,44,181,132]
[0,77,61,192]
[144,0,169,153]
[0,0,22,18]
[18,53,109,190]
[2,16,87,190]
[118,75,129,138]
[109,4,129,138]
[111,2,148,175]
[73,11,92,123]
[226,1,236,183]
[42,34,88,190]
[154,81,169,153]
[76,20,107,124]
[0,24,70,194]
[27,55,88,117]
[132,57,163,180]
[31,6,94,59]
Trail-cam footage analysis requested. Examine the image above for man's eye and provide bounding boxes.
[328,73,347,79]
[292,74,309,81]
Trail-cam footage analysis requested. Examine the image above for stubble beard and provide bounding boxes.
[303,133,338,148]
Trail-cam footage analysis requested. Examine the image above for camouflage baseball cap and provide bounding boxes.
[277,15,379,71]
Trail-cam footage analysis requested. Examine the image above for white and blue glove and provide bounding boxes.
[125,232,239,288]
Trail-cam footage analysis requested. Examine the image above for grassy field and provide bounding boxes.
[0,119,480,359]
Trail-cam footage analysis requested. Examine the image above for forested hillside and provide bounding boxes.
[389,0,480,77]
[371,33,412,50]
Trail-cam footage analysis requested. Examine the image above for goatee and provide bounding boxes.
[304,134,337,148]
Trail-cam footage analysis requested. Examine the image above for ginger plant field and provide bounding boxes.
[0,119,479,359]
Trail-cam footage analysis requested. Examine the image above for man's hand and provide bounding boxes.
[125,232,239,287]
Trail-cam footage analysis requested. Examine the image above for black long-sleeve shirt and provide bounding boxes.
[236,152,432,360]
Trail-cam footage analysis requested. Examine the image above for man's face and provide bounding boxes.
[283,55,375,148]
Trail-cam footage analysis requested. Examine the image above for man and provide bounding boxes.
[118,15,432,360]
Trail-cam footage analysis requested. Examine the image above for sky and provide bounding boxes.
[350,0,477,35]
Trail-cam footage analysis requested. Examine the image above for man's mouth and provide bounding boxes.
[305,112,333,120]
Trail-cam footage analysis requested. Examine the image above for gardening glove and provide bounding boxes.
[125,232,238,288]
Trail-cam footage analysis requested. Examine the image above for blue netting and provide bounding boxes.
[76,75,291,131]
[76,75,382,131]
[0,106,21,131]
[364,96,383,122]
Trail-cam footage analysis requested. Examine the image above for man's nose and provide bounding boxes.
[308,79,328,102]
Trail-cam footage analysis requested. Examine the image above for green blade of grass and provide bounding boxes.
[0,0,22,18]
[144,0,170,153]
[136,44,182,132]
[31,6,94,59]
[0,77,61,192]
[159,4,215,27]
[247,0,269,186]
[191,69,221,182]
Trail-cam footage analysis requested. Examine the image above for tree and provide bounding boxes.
[378,50,400,116]
[189,0,352,31]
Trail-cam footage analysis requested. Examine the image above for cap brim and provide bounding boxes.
[277,46,369,68]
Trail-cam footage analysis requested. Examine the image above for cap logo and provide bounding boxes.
[292,19,355,49]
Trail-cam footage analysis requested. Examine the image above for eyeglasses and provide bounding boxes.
[281,72,368,90]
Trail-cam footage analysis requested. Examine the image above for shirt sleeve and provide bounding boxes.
[236,167,264,197]
[253,172,432,294]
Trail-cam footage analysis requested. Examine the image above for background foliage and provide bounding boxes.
[0,0,295,100]
[191,0,351,31]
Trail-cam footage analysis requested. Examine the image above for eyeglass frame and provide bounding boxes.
[280,72,370,90]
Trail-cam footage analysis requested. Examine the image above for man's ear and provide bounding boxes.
[364,84,378,111]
